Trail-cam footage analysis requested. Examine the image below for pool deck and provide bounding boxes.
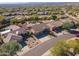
[39,35,54,42]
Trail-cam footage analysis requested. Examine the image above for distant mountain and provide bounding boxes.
[64,2,79,6]
[0,2,79,8]
[0,2,65,8]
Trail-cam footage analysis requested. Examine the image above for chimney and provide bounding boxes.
[16,31,19,35]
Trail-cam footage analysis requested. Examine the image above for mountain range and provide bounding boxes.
[0,2,79,8]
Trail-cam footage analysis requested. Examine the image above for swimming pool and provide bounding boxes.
[35,30,49,39]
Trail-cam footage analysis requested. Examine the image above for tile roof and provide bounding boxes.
[5,25,21,31]
[3,33,22,43]
[31,23,49,34]
[47,20,63,28]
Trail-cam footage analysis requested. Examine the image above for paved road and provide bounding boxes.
[21,34,76,56]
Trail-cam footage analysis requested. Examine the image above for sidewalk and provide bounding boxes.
[17,46,30,56]
[42,50,52,56]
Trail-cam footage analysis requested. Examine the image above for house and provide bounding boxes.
[30,23,50,39]
[69,28,79,37]
[0,25,27,38]
[37,12,44,15]
[0,29,11,35]
[15,15,25,20]
[50,21,63,27]
[5,16,14,20]
[44,11,48,15]
[22,12,29,15]
[3,33,23,43]
[21,23,35,30]
[61,15,68,19]
[2,12,10,16]
[16,11,23,15]
[31,23,50,35]
[5,25,21,31]
[37,11,48,15]
[11,12,17,16]
[46,20,63,31]
[25,16,30,20]
[46,20,64,36]
[15,28,27,35]
[1,25,22,37]
[60,18,72,23]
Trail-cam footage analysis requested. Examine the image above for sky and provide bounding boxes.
[0,0,78,4]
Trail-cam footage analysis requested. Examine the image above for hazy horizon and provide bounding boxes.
[0,2,78,8]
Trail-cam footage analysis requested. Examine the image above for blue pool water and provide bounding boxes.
[35,30,49,39]
[54,27,62,33]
